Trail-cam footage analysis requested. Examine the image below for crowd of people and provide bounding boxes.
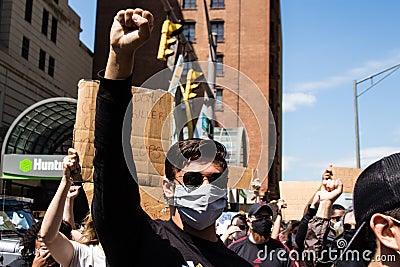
[10,7,400,267]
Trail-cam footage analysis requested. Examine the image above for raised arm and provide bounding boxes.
[105,8,154,79]
[303,174,343,267]
[40,148,80,267]
[270,199,287,240]
[63,184,80,230]
[91,8,154,266]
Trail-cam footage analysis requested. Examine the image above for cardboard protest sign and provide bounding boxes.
[279,181,321,220]
[73,80,98,183]
[279,166,363,220]
[140,186,170,220]
[329,166,363,193]
[130,87,174,187]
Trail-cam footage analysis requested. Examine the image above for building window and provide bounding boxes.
[21,36,30,60]
[42,9,49,36]
[51,17,58,43]
[216,88,223,110]
[39,49,46,71]
[25,0,33,23]
[211,20,224,42]
[183,21,196,42]
[48,56,55,77]
[211,0,224,8]
[182,0,196,9]
[216,53,224,76]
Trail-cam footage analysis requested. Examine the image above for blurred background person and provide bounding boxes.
[220,212,248,246]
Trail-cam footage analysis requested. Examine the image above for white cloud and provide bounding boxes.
[304,146,400,171]
[286,51,400,95]
[282,155,297,174]
[283,93,316,112]
[283,53,400,113]
[359,146,400,167]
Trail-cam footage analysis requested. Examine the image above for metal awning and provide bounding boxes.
[1,98,77,156]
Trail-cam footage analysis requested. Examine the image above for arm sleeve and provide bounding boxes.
[296,205,317,252]
[303,217,330,267]
[91,72,146,266]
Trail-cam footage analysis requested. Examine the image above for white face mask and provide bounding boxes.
[291,235,297,246]
[177,198,227,230]
[172,184,227,230]
[232,230,247,240]
[331,220,343,236]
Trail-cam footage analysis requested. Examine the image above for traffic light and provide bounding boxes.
[181,69,203,101]
[157,19,183,61]
[179,69,203,138]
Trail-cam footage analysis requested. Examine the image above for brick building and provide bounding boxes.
[0,0,93,211]
[93,0,282,199]
[0,0,93,142]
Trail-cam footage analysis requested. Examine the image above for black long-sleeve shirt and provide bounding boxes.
[295,204,317,252]
[91,73,252,267]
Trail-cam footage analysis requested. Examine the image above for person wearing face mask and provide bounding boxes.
[303,174,367,267]
[327,204,345,242]
[91,8,252,267]
[228,202,293,266]
[333,207,367,267]
[303,174,343,267]
[220,213,248,246]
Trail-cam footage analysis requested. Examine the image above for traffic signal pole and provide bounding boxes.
[204,0,217,139]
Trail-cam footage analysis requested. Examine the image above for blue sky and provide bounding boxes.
[70,0,400,181]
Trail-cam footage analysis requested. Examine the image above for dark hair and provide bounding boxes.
[230,212,248,230]
[332,204,346,211]
[291,220,300,230]
[20,219,72,263]
[165,138,227,180]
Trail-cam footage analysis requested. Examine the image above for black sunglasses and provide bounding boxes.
[237,225,246,230]
[175,172,223,188]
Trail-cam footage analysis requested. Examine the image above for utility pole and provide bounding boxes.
[203,0,217,139]
[353,63,400,168]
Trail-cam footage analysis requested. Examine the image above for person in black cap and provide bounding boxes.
[228,201,293,266]
[351,152,400,266]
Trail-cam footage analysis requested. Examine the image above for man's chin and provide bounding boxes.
[251,231,269,243]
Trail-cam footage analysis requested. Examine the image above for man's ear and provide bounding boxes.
[370,214,400,251]
[162,176,174,199]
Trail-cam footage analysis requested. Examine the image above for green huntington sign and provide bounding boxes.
[19,158,33,173]
[2,154,65,180]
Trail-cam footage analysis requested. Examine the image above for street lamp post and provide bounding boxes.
[353,63,400,168]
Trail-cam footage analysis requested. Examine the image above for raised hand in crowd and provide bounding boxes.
[63,184,81,229]
[270,199,287,240]
[105,8,154,79]
[41,148,106,267]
